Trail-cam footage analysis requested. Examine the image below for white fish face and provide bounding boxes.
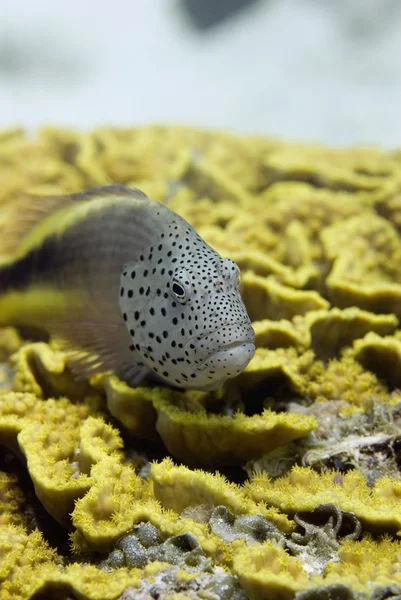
[119,217,255,390]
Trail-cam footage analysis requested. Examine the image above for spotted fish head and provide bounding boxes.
[119,216,255,390]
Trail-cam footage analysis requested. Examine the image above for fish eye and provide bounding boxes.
[172,280,186,300]
[171,268,190,303]
[235,267,242,287]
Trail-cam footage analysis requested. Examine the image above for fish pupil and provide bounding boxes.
[172,281,185,298]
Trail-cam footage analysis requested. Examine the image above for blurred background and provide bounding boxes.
[0,0,400,147]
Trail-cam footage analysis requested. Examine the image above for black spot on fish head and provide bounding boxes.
[118,260,162,354]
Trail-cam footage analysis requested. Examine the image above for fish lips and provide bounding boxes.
[187,321,255,371]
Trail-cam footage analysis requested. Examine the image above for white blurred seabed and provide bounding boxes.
[0,0,400,147]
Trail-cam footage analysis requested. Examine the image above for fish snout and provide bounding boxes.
[188,321,255,373]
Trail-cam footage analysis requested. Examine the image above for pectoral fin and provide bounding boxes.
[47,316,150,385]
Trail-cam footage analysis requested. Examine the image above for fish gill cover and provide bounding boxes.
[1,126,401,599]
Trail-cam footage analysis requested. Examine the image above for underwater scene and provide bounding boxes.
[2,125,401,599]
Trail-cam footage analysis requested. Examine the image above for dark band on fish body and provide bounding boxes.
[0,235,63,293]
[0,195,147,295]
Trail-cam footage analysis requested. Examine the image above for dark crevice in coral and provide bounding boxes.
[31,583,79,600]
[0,447,70,556]
[27,356,63,400]
[16,326,49,343]
[215,465,248,486]
[320,435,401,484]
[294,504,362,542]
[116,419,167,466]
[391,435,401,472]
[243,377,306,416]
[60,141,80,165]
[295,583,357,600]
[368,585,401,600]
[374,198,401,236]
[14,329,66,400]
[241,388,265,416]
[312,456,359,476]
[357,351,401,390]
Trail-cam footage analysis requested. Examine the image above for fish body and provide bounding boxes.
[0,185,255,390]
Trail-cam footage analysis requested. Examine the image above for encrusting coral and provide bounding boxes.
[0,472,31,529]
[2,126,401,598]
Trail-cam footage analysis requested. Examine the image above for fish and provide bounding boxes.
[0,184,255,391]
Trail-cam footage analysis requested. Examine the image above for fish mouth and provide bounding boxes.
[188,321,255,369]
[219,339,253,352]
[196,320,255,342]
[213,341,255,361]
[199,340,255,373]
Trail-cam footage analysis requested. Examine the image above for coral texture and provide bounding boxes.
[1,126,401,599]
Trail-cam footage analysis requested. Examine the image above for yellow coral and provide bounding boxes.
[18,421,92,526]
[78,416,124,474]
[322,213,401,315]
[233,542,308,600]
[152,458,246,515]
[253,308,398,359]
[306,354,388,405]
[23,564,141,600]
[72,457,154,550]
[245,467,401,534]
[11,341,98,401]
[352,331,401,389]
[1,548,143,600]
[262,143,399,193]
[151,458,293,533]
[317,537,401,592]
[0,390,91,459]
[0,473,28,528]
[237,347,314,394]
[304,307,398,358]
[0,392,106,525]
[253,318,310,351]
[103,375,158,439]
[374,177,401,232]
[0,327,23,361]
[0,526,59,600]
[232,535,401,599]
[71,460,225,559]
[2,126,401,597]
[241,272,329,322]
[181,154,256,206]
[152,387,316,466]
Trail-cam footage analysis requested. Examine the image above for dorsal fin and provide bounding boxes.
[0,190,75,260]
[0,184,147,261]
